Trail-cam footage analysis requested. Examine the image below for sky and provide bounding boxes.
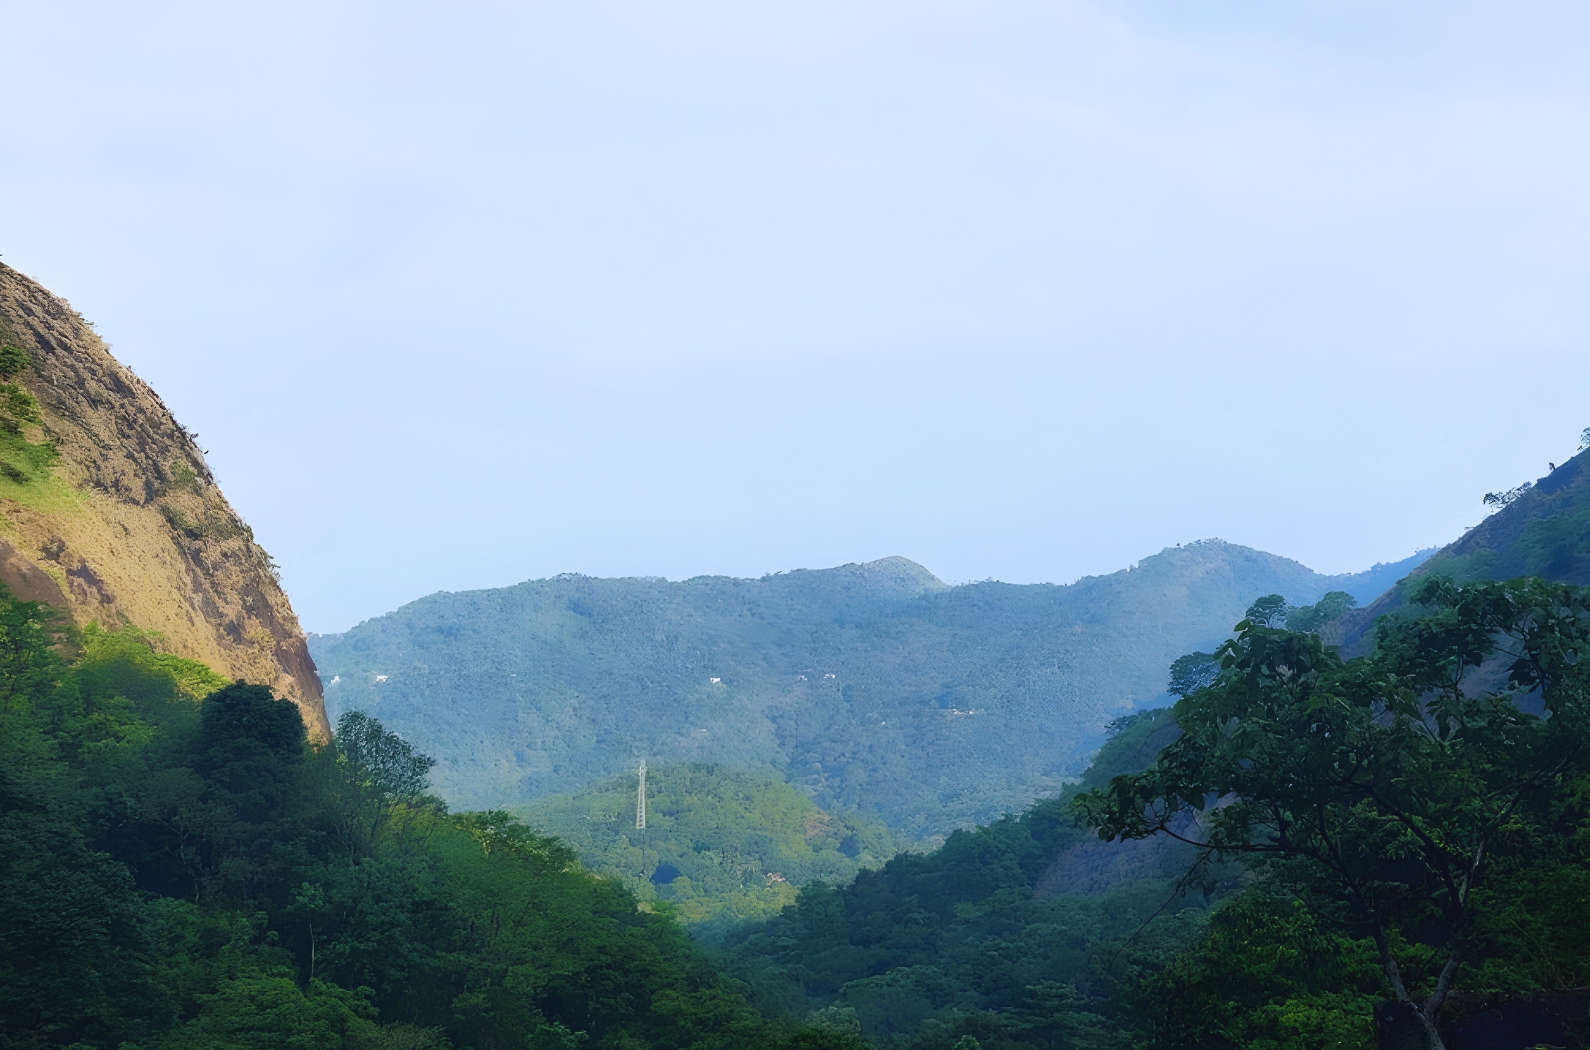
[3,1,1589,634]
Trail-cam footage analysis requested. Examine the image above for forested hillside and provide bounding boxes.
[0,587,852,1050]
[311,544,1429,838]
[520,764,897,933]
[721,580,1590,1049]
[1337,441,1590,651]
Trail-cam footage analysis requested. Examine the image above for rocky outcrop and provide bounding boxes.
[0,263,326,737]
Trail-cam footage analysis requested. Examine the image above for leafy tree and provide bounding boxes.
[1483,482,1532,512]
[198,681,309,822]
[0,573,844,1050]
[1166,653,1219,698]
[1243,593,1291,628]
[1076,576,1590,1049]
[0,587,67,714]
[1131,888,1384,1050]
[162,976,378,1050]
[1285,590,1357,634]
[326,709,440,857]
[339,709,435,802]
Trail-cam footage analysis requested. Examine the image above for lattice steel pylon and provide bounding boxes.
[635,759,647,830]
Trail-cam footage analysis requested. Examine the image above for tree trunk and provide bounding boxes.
[1373,924,1451,1050]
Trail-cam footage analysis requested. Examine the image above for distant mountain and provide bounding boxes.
[1329,548,1439,604]
[311,540,1429,839]
[1336,446,1590,652]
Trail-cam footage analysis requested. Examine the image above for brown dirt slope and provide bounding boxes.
[0,263,326,737]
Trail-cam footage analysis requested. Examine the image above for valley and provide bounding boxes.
[4,256,1588,1050]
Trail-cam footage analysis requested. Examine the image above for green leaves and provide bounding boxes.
[337,710,435,805]
[0,347,57,483]
[0,344,29,380]
[1076,576,1590,1038]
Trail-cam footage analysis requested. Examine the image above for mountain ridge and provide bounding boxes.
[311,538,1430,837]
[1335,444,1590,653]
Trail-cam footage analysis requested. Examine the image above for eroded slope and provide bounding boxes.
[0,264,325,736]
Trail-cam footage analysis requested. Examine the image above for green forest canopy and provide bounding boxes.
[12,574,1590,1049]
[519,764,897,933]
[719,578,1590,1050]
[0,588,860,1050]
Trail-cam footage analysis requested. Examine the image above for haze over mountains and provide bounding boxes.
[311,541,1430,838]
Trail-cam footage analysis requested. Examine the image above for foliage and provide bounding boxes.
[521,764,897,933]
[1131,888,1384,1050]
[1416,444,1590,590]
[719,578,1590,1048]
[1285,590,1357,634]
[1237,591,1360,639]
[0,585,847,1050]
[1165,653,1218,698]
[1243,594,1290,628]
[77,623,232,700]
[1076,576,1590,1047]
[1482,482,1532,512]
[0,343,29,380]
[715,708,1212,1047]
[0,344,57,484]
[336,709,433,800]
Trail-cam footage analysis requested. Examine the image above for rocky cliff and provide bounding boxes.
[0,263,326,737]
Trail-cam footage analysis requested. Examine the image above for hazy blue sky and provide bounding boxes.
[4,1,1589,633]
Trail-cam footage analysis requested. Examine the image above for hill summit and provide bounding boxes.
[0,264,325,735]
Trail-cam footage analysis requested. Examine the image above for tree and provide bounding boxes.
[1482,482,1531,512]
[198,682,308,823]
[1166,652,1219,698]
[1285,590,1357,635]
[0,585,66,714]
[327,710,438,857]
[1243,593,1290,629]
[1075,577,1590,1049]
[338,710,434,803]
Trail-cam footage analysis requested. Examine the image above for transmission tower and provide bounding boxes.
[635,759,647,830]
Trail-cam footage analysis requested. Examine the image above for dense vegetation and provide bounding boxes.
[0,343,58,484]
[311,545,1429,838]
[719,581,1590,1049]
[713,709,1226,1046]
[0,589,858,1050]
[520,765,897,933]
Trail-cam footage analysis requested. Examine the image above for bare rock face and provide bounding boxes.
[0,263,327,738]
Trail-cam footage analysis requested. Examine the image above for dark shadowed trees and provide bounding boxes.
[1076,576,1590,1049]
